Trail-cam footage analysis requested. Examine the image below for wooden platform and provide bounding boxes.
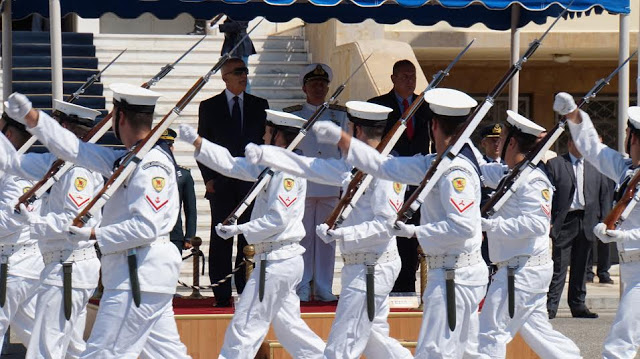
[87,303,540,358]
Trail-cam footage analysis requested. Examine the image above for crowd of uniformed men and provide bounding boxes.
[0,54,637,359]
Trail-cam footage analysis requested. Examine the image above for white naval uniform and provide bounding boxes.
[289,103,348,300]
[478,162,581,359]
[28,111,189,359]
[257,145,413,359]
[196,138,325,359]
[0,172,42,353]
[0,140,104,359]
[568,110,640,359]
[345,138,489,359]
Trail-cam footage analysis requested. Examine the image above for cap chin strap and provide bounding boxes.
[114,109,122,141]
[500,126,514,161]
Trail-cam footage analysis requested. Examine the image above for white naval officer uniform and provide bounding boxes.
[286,101,349,301]
[0,129,103,359]
[477,111,581,359]
[253,141,412,359]
[341,88,488,358]
[568,108,640,359]
[195,134,326,359]
[24,84,189,359]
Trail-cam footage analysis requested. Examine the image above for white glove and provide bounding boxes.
[244,143,262,164]
[481,218,496,232]
[178,124,199,145]
[315,223,335,244]
[12,203,36,224]
[215,223,242,240]
[593,223,625,243]
[387,220,416,238]
[67,225,93,241]
[4,93,32,125]
[553,92,577,116]
[313,121,343,145]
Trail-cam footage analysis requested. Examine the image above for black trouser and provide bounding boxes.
[547,210,593,313]
[208,178,252,302]
[586,239,613,281]
[392,199,421,293]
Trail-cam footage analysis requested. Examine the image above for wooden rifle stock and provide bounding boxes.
[604,171,640,230]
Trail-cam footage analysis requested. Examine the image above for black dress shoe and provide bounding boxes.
[571,308,598,318]
[548,310,556,319]
[214,299,232,308]
[599,277,615,284]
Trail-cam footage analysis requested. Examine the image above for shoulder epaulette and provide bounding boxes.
[178,165,191,172]
[329,104,347,112]
[282,104,303,113]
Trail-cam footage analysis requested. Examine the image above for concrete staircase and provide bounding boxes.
[93,25,345,295]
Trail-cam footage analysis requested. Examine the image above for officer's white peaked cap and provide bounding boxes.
[424,88,477,117]
[345,101,393,121]
[506,110,545,136]
[53,100,100,120]
[627,106,640,130]
[266,109,306,129]
[109,83,161,107]
[300,63,333,86]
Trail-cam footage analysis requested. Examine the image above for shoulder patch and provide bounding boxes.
[393,182,403,194]
[452,177,467,193]
[152,177,166,192]
[142,161,171,175]
[541,188,551,201]
[22,186,31,194]
[283,178,295,191]
[449,196,475,214]
[74,177,88,192]
[329,104,347,112]
[282,104,303,113]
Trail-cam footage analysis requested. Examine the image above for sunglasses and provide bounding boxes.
[224,67,249,76]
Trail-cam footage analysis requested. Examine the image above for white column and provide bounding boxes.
[618,14,630,153]
[2,0,12,100]
[509,4,521,112]
[49,0,63,101]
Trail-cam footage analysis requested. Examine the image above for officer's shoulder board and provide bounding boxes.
[282,104,303,113]
[329,104,347,112]
[178,165,191,172]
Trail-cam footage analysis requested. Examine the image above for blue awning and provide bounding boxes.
[12,0,630,31]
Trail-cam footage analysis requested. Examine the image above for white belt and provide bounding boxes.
[427,251,483,270]
[495,251,551,270]
[148,236,171,247]
[619,250,640,264]
[253,240,299,255]
[342,250,399,266]
[43,247,98,265]
[0,243,39,259]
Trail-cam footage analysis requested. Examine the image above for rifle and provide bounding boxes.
[222,54,372,226]
[483,50,638,218]
[395,8,567,225]
[72,19,264,227]
[604,170,640,230]
[15,34,210,211]
[324,39,475,229]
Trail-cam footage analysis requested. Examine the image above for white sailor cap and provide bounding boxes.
[266,109,306,130]
[110,83,161,114]
[53,100,100,127]
[300,63,332,86]
[345,101,392,127]
[424,88,478,117]
[506,110,545,137]
[627,107,640,131]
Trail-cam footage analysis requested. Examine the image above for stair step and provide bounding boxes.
[13,81,104,96]
[94,35,307,52]
[98,74,301,88]
[29,94,105,110]
[13,68,99,81]
[1,31,94,45]
[13,56,98,69]
[96,62,308,76]
[97,50,309,63]
[12,43,96,57]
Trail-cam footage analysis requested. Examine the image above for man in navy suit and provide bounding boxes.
[197,57,268,307]
[367,59,433,293]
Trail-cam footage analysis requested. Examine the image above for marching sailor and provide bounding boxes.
[0,113,43,352]
[0,100,104,358]
[555,92,640,359]
[476,110,581,359]
[312,88,488,358]
[245,101,413,359]
[179,110,325,358]
[5,85,190,359]
[284,63,349,301]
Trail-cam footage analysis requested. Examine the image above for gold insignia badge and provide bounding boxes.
[393,182,403,194]
[152,177,166,192]
[74,177,87,192]
[283,178,295,192]
[452,177,466,193]
[492,124,502,135]
[23,186,31,194]
[541,188,551,201]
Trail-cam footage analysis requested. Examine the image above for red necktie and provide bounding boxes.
[403,98,414,140]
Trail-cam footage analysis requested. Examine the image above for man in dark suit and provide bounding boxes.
[367,59,433,292]
[546,137,609,319]
[478,123,504,268]
[197,57,268,307]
